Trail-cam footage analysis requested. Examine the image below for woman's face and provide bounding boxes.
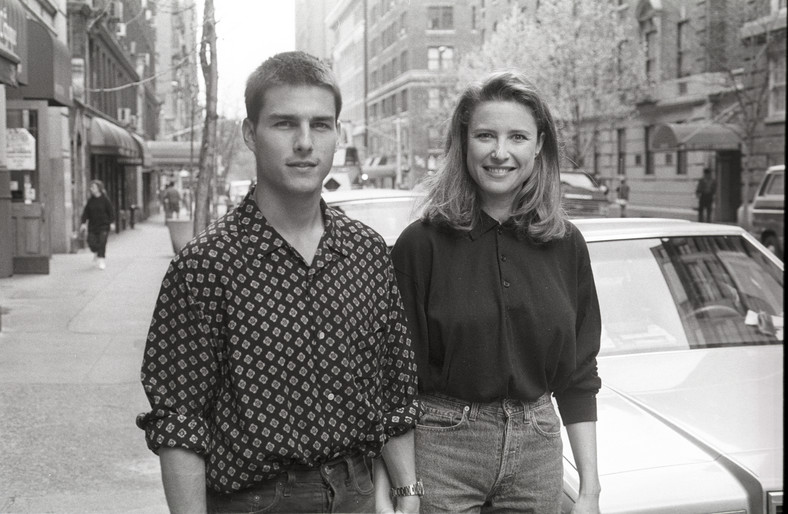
[466,100,543,211]
[90,183,101,197]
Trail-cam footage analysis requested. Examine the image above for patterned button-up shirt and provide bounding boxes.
[136,188,419,493]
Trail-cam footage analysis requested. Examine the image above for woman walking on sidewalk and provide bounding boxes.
[80,180,114,270]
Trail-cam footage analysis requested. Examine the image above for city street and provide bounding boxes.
[0,216,172,513]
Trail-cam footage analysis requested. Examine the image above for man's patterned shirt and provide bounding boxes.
[136,189,419,493]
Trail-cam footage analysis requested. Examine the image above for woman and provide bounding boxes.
[80,180,114,270]
[387,71,602,513]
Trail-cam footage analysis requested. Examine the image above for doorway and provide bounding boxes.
[716,150,742,223]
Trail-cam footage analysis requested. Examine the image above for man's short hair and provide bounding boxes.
[245,51,342,124]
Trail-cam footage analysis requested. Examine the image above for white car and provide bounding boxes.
[327,192,784,513]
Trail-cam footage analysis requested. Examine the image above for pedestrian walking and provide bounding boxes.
[162,182,181,219]
[388,71,602,513]
[136,51,420,514]
[616,177,631,217]
[696,167,716,222]
[79,179,114,270]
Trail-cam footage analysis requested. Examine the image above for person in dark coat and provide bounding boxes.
[695,167,716,222]
[80,179,114,269]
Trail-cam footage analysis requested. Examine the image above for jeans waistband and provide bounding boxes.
[419,392,552,422]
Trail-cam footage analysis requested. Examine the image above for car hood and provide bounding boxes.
[580,345,783,488]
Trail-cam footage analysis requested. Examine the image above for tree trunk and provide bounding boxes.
[193,0,218,235]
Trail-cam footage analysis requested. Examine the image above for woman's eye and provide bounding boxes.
[475,132,494,140]
[511,134,527,142]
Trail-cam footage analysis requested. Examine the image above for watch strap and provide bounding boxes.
[390,479,425,497]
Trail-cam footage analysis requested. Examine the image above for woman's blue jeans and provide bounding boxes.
[416,393,564,513]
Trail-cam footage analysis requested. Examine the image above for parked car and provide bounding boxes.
[323,188,425,247]
[564,217,783,513]
[323,146,362,191]
[361,155,405,188]
[328,190,784,512]
[746,164,784,259]
[560,170,611,218]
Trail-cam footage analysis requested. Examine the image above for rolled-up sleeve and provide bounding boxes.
[378,264,420,438]
[135,255,220,455]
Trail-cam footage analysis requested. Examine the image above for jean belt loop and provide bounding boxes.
[522,399,529,423]
[343,455,355,486]
[467,401,479,422]
[284,470,295,497]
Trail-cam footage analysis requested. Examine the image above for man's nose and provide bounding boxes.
[293,125,313,152]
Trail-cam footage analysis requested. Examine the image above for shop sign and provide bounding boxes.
[6,127,36,170]
[0,5,19,59]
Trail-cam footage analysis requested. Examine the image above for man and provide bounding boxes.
[137,52,420,514]
[616,177,630,218]
[162,182,181,219]
[696,167,716,222]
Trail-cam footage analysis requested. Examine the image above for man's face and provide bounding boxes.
[242,85,338,197]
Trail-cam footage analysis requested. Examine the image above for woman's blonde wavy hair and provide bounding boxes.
[420,70,567,242]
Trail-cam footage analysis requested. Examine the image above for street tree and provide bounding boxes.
[694,2,785,226]
[193,0,218,234]
[458,0,647,169]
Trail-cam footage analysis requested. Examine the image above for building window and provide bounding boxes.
[641,18,658,82]
[428,46,454,70]
[472,6,477,29]
[635,154,642,165]
[769,55,786,117]
[644,126,654,175]
[665,153,673,165]
[401,90,408,112]
[677,20,689,78]
[428,88,440,110]
[401,50,408,73]
[676,150,687,175]
[427,6,454,29]
[617,128,626,176]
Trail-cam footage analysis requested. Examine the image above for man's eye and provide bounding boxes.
[275,121,295,128]
[313,122,332,130]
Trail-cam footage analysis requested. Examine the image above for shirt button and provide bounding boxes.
[497,227,503,235]
[501,255,507,262]
[317,331,325,340]
[326,393,335,401]
[503,280,510,288]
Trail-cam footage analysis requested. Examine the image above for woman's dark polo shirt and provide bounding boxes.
[391,213,601,425]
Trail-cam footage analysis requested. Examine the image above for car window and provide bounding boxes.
[331,198,424,243]
[589,236,783,356]
[761,171,784,196]
[560,173,596,189]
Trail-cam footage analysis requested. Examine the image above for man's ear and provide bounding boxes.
[241,118,256,153]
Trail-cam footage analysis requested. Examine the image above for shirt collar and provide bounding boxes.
[234,185,352,258]
[468,209,505,240]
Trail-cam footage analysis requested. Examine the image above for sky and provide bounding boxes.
[198,1,297,118]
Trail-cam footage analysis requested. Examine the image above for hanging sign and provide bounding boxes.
[6,127,36,170]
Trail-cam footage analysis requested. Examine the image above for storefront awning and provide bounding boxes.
[90,117,142,165]
[651,123,741,151]
[16,18,71,106]
[146,141,199,169]
[0,0,27,87]
[131,133,153,168]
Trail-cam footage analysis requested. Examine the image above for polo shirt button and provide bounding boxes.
[317,331,325,340]
[501,255,507,262]
[503,280,510,288]
[326,392,335,400]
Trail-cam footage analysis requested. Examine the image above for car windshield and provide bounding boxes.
[560,173,596,190]
[330,198,423,244]
[589,235,783,356]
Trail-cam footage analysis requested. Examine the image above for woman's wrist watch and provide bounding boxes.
[390,479,425,497]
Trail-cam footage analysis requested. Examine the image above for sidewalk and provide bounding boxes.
[0,215,176,513]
